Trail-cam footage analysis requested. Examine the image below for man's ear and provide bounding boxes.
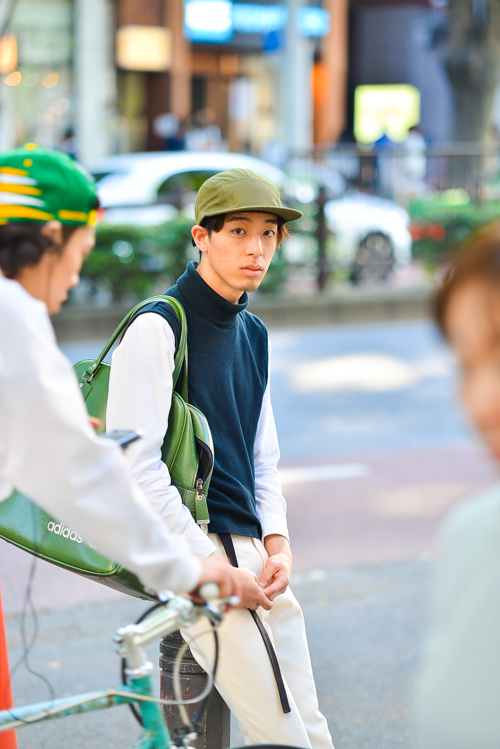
[192,225,209,253]
[40,220,63,244]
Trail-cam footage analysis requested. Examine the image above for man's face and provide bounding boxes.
[47,225,95,314]
[446,278,500,462]
[193,211,279,303]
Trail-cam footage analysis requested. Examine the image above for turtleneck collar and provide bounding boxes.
[176,261,248,329]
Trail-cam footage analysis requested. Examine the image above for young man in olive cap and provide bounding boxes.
[0,144,240,601]
[107,169,334,748]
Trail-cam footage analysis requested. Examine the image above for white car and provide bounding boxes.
[90,151,412,281]
[91,151,286,226]
[324,192,412,282]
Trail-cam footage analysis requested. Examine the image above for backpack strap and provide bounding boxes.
[80,295,188,401]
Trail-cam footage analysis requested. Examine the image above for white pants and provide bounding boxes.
[182,534,334,749]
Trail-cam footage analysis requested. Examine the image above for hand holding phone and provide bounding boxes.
[104,429,141,450]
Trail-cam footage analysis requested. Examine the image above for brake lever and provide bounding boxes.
[198,594,240,626]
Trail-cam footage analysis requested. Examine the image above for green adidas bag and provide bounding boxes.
[0,296,214,600]
[0,491,154,599]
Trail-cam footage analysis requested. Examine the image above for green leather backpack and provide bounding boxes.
[74,295,213,532]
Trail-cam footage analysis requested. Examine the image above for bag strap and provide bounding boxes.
[218,533,292,715]
[82,295,188,401]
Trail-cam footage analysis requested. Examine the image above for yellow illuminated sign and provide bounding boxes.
[354,84,421,143]
[116,26,172,72]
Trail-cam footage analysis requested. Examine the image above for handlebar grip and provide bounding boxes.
[197,582,220,602]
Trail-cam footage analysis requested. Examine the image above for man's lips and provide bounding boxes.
[241,266,264,275]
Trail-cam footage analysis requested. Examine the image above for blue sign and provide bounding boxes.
[184,0,330,43]
[295,7,330,37]
[262,28,284,52]
[232,4,289,34]
[184,0,233,43]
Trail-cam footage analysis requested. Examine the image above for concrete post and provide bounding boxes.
[160,631,230,749]
[74,0,117,164]
[280,0,314,155]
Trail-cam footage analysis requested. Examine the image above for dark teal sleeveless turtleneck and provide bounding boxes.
[134,262,269,538]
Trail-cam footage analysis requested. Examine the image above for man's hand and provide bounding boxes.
[196,553,242,601]
[258,534,292,601]
[194,555,273,611]
[235,567,273,611]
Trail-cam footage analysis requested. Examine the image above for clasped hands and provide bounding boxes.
[231,534,293,611]
[196,534,292,610]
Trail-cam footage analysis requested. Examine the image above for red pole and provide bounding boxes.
[0,584,17,748]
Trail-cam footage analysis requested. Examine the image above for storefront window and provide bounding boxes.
[8,0,73,149]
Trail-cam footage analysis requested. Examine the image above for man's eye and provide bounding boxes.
[233,228,245,235]
[264,230,276,236]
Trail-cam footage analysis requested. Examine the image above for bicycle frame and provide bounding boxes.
[0,590,226,748]
[0,675,170,748]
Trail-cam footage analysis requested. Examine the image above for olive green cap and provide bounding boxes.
[0,143,97,226]
[194,168,303,225]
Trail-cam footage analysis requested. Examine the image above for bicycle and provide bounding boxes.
[0,583,230,749]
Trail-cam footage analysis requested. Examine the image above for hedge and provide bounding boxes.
[78,218,291,304]
[409,195,500,268]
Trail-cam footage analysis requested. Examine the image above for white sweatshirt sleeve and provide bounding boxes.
[106,312,216,558]
[254,341,289,541]
[0,284,202,595]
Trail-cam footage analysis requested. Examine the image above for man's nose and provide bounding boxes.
[247,235,263,255]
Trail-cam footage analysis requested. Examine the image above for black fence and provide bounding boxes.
[77,143,500,305]
[285,142,500,206]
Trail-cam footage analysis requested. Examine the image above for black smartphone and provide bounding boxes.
[104,429,141,450]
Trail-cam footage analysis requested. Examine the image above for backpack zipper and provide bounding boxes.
[195,478,209,534]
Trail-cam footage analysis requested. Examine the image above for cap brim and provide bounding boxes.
[203,204,303,223]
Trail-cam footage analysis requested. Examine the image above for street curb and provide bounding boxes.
[248,286,432,329]
[52,287,433,342]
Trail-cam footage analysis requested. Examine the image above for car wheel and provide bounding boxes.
[350,233,394,284]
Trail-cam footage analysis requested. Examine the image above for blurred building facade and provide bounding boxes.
[113,0,348,160]
[0,0,75,151]
[0,0,348,163]
[348,0,453,143]
[0,0,118,161]
[0,0,469,163]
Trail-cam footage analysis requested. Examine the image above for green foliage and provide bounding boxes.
[80,217,292,303]
[259,243,290,294]
[409,196,500,268]
[81,218,194,302]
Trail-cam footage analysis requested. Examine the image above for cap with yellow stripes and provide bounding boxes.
[0,143,97,226]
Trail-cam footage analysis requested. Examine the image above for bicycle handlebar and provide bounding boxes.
[197,582,220,602]
[114,588,231,669]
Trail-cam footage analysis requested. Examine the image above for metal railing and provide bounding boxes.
[284,142,500,206]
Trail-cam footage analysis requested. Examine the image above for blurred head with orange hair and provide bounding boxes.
[436,223,500,461]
